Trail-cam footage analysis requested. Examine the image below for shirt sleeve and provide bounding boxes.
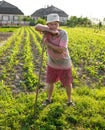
[59,30,68,48]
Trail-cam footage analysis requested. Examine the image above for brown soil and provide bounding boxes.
[0,32,13,42]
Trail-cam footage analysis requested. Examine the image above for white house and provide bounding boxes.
[0,0,24,26]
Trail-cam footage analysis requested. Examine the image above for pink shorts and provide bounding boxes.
[46,65,73,86]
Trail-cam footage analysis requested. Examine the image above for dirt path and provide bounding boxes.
[30,35,47,84]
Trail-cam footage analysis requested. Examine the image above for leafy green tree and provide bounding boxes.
[66,16,92,27]
[23,16,33,21]
[29,19,35,26]
[98,21,102,29]
[23,16,36,26]
[35,18,46,25]
[66,16,78,27]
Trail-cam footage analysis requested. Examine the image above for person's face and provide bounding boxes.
[47,21,59,30]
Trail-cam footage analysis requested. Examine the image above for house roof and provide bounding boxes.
[0,0,24,15]
[31,5,68,17]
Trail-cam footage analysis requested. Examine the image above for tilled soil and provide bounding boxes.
[0,32,13,41]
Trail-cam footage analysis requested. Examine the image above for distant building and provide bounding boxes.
[0,0,24,26]
[31,5,68,24]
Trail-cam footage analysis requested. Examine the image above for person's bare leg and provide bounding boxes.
[47,83,54,101]
[65,83,72,102]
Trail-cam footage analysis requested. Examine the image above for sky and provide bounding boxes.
[5,0,105,20]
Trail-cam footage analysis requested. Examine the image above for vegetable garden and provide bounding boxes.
[0,26,105,130]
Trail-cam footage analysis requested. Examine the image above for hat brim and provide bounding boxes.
[46,21,59,24]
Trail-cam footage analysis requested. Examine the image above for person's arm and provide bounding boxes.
[46,40,66,53]
[46,30,68,53]
[35,24,59,35]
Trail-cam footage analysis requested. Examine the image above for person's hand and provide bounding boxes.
[42,33,48,45]
[42,36,47,43]
[50,30,59,35]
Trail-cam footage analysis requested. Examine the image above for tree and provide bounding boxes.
[98,21,102,29]
[35,18,46,25]
[66,16,92,27]
[23,16,32,21]
[23,16,35,26]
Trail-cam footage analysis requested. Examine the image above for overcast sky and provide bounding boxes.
[5,0,105,20]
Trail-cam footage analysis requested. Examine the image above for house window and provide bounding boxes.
[0,15,2,20]
[13,16,18,21]
[2,16,9,21]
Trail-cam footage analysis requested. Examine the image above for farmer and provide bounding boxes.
[35,13,75,106]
